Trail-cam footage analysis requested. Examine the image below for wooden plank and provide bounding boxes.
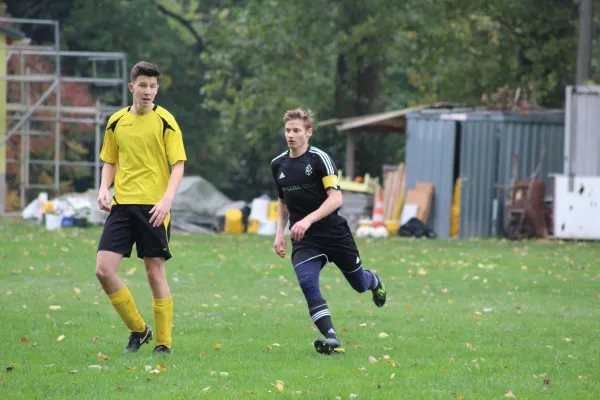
[391,163,406,220]
[404,189,430,223]
[382,171,394,220]
[415,182,434,223]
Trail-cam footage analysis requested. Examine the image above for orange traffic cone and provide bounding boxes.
[372,185,385,228]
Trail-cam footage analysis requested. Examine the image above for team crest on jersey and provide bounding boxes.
[305,164,313,176]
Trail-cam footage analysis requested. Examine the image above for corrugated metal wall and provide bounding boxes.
[405,114,457,238]
[405,110,565,240]
[458,118,498,239]
[565,86,600,176]
[466,112,565,237]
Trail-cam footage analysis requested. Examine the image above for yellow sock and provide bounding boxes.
[152,297,173,348]
[108,286,146,333]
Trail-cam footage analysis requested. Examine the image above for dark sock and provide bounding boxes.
[308,298,336,338]
[370,272,379,290]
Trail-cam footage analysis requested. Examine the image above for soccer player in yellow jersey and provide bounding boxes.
[95,61,187,354]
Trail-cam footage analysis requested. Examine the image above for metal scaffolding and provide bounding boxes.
[0,17,128,214]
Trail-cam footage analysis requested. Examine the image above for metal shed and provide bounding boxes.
[405,109,565,239]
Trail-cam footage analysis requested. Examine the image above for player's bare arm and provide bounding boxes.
[98,162,118,212]
[274,199,289,258]
[290,189,342,241]
[149,160,185,227]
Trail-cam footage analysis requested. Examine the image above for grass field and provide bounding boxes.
[0,216,599,399]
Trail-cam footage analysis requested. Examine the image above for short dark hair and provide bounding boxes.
[130,61,161,83]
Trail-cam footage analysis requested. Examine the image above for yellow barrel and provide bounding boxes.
[247,218,260,234]
[224,208,244,234]
[268,201,278,221]
[385,220,400,235]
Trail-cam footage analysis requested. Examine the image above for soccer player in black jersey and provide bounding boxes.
[270,109,387,355]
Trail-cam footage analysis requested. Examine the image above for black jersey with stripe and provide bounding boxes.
[270,146,345,233]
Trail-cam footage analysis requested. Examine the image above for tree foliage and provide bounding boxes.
[2,0,599,201]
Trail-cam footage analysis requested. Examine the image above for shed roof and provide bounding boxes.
[318,102,458,132]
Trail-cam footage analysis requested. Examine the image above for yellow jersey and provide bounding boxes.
[99,105,187,205]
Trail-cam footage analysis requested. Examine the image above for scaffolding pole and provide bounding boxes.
[1,17,128,214]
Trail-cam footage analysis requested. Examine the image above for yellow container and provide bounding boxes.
[385,220,400,235]
[224,208,244,234]
[247,218,260,234]
[268,201,278,221]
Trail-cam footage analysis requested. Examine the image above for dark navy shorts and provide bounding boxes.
[291,221,361,273]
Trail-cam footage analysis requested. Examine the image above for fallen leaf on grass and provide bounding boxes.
[125,267,136,276]
[390,373,396,380]
[505,389,516,398]
[202,387,211,392]
[157,364,167,371]
[57,335,65,342]
[149,369,161,374]
[349,394,358,399]
[49,305,61,310]
[368,356,377,363]
[73,288,82,295]
[93,337,99,343]
[544,378,551,385]
[220,372,228,376]
[378,332,389,338]
[88,365,103,370]
[126,366,136,372]
[273,381,284,392]
[97,352,108,361]
[385,360,400,367]
[465,342,476,350]
[70,370,78,374]
[212,343,221,350]
[20,337,30,343]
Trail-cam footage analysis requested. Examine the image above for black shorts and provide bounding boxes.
[98,205,172,260]
[291,222,361,273]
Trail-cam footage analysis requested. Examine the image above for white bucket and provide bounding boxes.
[45,214,63,231]
[257,220,277,236]
[249,198,270,221]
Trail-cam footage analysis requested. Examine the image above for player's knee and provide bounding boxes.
[145,269,164,285]
[298,274,320,301]
[144,259,166,284]
[95,263,115,282]
[96,251,121,282]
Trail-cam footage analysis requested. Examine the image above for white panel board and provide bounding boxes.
[553,174,600,240]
